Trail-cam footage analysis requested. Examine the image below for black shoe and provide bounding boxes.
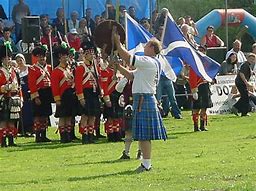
[8,136,17,147]
[88,134,95,144]
[1,137,7,147]
[231,106,239,116]
[82,134,89,144]
[60,132,66,143]
[200,127,208,131]
[35,132,42,143]
[119,151,130,160]
[194,125,200,132]
[96,134,106,138]
[135,164,152,173]
[41,136,51,142]
[107,133,115,142]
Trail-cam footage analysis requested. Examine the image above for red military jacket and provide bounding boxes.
[0,65,19,96]
[100,67,117,101]
[51,65,74,102]
[28,62,51,100]
[75,62,100,100]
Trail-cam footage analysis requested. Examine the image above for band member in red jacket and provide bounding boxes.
[0,44,21,147]
[28,45,53,142]
[75,39,101,144]
[189,46,213,132]
[101,59,123,142]
[51,43,78,143]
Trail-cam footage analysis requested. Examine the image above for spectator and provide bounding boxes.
[181,24,197,48]
[128,6,139,22]
[84,8,96,35]
[67,28,81,51]
[0,27,18,54]
[77,18,89,42]
[119,5,126,27]
[40,25,58,49]
[68,11,79,32]
[52,8,68,36]
[140,18,150,32]
[11,0,30,43]
[154,8,168,33]
[219,52,238,75]
[232,53,256,117]
[151,10,158,34]
[184,15,198,37]
[177,17,185,28]
[40,14,51,34]
[95,15,103,26]
[200,25,224,48]
[226,39,246,64]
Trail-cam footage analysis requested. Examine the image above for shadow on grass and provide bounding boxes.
[6,140,81,152]
[170,131,194,136]
[7,138,121,152]
[67,158,136,167]
[68,169,139,181]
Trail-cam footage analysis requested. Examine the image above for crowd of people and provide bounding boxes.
[1,1,256,172]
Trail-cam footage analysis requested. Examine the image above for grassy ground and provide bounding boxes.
[0,111,256,191]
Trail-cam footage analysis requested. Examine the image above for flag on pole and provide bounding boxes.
[125,12,180,81]
[161,13,221,81]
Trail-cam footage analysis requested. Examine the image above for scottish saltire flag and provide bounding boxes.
[162,13,221,82]
[125,13,180,81]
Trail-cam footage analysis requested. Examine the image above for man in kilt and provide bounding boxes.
[75,39,101,144]
[51,43,78,143]
[0,44,21,147]
[28,45,53,142]
[114,35,167,172]
[189,45,213,132]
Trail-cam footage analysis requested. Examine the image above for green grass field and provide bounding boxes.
[1,111,256,191]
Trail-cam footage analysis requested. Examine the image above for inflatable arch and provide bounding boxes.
[195,9,256,43]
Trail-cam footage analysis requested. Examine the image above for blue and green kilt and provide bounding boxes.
[55,88,79,118]
[132,93,167,141]
[192,83,213,109]
[103,90,123,119]
[32,87,53,117]
[79,88,101,116]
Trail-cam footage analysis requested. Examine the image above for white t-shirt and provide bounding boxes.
[130,55,159,94]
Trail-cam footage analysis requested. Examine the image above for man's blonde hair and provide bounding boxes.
[149,38,162,55]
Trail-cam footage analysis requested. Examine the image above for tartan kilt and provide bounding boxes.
[132,94,167,141]
[192,83,213,109]
[55,88,79,118]
[103,90,123,119]
[0,96,20,121]
[32,87,53,117]
[79,88,101,116]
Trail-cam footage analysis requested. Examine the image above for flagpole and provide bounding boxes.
[149,0,153,33]
[115,0,120,23]
[62,0,67,35]
[160,11,169,45]
[125,11,128,49]
[225,0,228,51]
